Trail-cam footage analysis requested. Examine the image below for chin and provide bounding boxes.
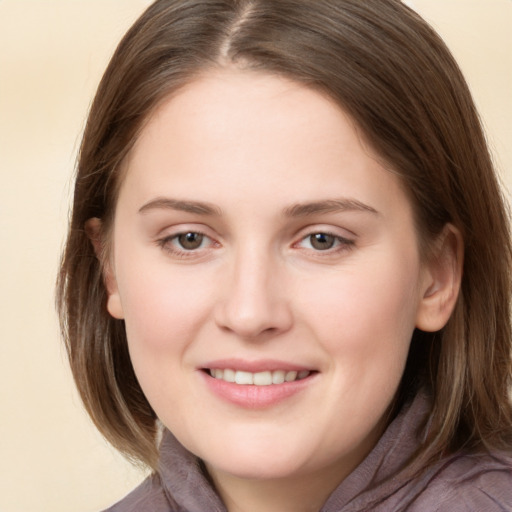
[196,435,321,482]
[206,454,308,481]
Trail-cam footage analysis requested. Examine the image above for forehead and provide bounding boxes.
[118,68,412,221]
[129,68,362,167]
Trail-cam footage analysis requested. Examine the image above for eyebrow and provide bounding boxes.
[283,198,378,217]
[138,197,378,218]
[138,197,222,216]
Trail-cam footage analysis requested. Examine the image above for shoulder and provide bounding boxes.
[102,473,174,512]
[407,451,512,512]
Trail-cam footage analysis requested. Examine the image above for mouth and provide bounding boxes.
[205,368,313,386]
[200,360,318,408]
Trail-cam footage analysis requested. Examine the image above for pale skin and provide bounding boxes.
[88,68,463,512]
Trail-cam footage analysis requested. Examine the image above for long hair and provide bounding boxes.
[57,0,512,469]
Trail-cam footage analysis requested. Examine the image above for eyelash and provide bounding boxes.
[156,231,215,258]
[294,232,355,255]
[156,230,355,259]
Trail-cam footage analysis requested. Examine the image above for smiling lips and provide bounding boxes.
[202,365,316,408]
[208,368,312,386]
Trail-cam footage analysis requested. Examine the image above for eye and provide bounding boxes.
[177,232,205,250]
[157,230,216,257]
[309,233,336,251]
[296,231,354,253]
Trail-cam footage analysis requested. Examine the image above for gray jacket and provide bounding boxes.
[104,392,512,511]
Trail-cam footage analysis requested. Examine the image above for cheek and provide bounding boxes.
[116,258,216,355]
[298,249,421,366]
[116,266,215,413]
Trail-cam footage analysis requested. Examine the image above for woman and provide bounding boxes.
[57,1,512,510]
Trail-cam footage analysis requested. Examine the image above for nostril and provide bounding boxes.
[212,272,293,339]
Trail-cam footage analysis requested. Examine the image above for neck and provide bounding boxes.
[205,460,354,512]
[202,412,389,512]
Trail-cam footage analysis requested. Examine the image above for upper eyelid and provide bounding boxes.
[155,223,217,239]
[292,224,357,250]
[156,232,219,259]
[154,224,356,245]
[161,230,215,245]
[295,232,354,247]
[293,223,357,240]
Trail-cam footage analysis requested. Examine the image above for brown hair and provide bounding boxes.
[57,0,512,470]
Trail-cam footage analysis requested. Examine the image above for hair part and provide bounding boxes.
[57,0,512,470]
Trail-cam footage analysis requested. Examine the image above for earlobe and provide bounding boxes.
[106,291,124,320]
[415,224,463,332]
[85,217,125,320]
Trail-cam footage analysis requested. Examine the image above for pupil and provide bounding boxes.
[179,232,203,250]
[311,233,335,250]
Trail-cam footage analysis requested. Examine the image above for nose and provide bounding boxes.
[214,245,293,340]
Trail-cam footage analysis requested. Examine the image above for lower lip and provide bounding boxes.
[200,371,315,409]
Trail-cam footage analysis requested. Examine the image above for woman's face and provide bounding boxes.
[106,69,434,485]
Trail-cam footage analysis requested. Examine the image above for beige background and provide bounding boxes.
[0,1,510,511]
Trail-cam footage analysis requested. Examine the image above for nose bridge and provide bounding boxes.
[215,240,292,339]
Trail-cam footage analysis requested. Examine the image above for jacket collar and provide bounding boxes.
[157,391,431,512]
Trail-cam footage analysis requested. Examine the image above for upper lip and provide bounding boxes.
[201,358,314,373]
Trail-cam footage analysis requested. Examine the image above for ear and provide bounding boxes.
[85,217,124,320]
[415,224,463,332]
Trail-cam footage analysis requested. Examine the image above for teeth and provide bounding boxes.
[285,370,297,382]
[209,368,311,385]
[272,370,285,384]
[254,371,272,386]
[235,371,253,385]
[223,368,236,383]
